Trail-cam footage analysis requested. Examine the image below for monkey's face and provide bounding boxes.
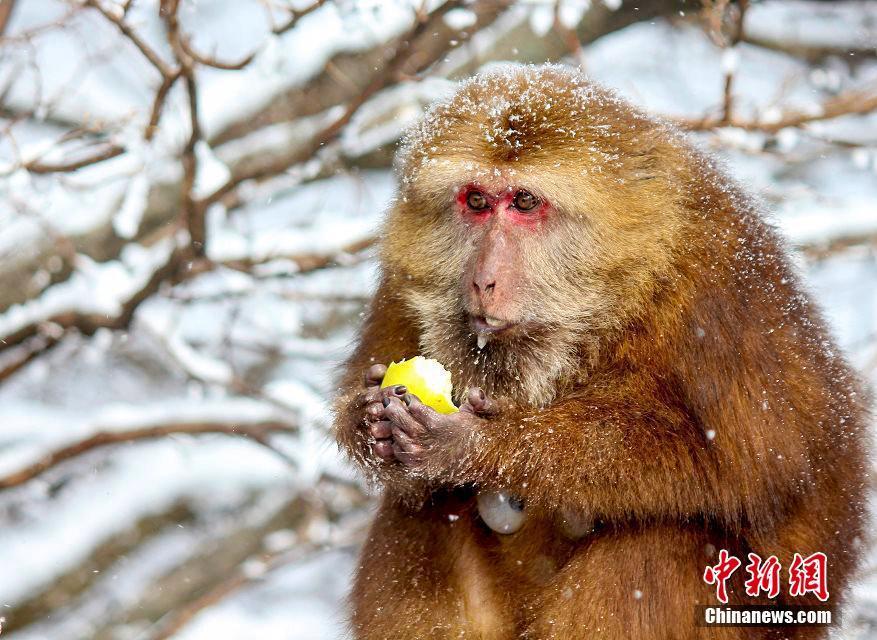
[383,65,687,404]
[455,182,552,341]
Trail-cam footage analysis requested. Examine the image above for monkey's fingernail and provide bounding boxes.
[394,385,407,396]
[382,398,390,408]
[403,393,412,406]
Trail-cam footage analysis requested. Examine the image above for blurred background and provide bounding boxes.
[0,0,875,638]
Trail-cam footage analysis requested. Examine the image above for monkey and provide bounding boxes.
[333,64,869,639]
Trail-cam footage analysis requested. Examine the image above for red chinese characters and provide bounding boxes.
[789,552,829,602]
[744,553,782,598]
[703,549,742,604]
[703,550,829,603]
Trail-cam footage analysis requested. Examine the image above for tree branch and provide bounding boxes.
[0,420,297,490]
[680,87,877,132]
[201,0,478,208]
[23,143,125,174]
[179,35,255,71]
[273,0,328,36]
[715,0,749,125]
[0,229,373,383]
[148,511,367,640]
[799,230,877,262]
[145,70,181,141]
[162,0,206,256]
[83,0,175,79]
[0,0,17,37]
[215,235,376,276]
[0,244,192,381]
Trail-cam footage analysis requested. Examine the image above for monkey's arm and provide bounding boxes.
[386,372,808,528]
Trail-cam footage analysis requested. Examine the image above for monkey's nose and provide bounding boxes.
[473,280,496,298]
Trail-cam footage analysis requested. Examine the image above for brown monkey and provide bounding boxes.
[333,64,869,639]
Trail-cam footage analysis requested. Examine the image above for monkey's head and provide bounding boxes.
[383,64,691,406]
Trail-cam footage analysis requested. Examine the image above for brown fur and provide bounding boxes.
[333,65,869,639]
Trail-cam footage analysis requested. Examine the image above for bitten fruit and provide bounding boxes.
[380,357,458,414]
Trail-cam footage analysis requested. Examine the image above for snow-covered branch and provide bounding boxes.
[682,85,877,132]
[0,419,297,490]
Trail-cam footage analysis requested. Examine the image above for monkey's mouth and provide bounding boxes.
[469,314,517,335]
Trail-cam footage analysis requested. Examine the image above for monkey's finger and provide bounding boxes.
[357,384,406,412]
[355,386,382,408]
[364,401,385,422]
[461,387,499,417]
[379,385,408,407]
[391,425,420,452]
[363,364,388,387]
[369,419,392,439]
[404,395,443,431]
[392,440,424,467]
[384,398,427,438]
[372,438,395,461]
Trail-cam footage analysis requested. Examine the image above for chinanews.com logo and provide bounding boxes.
[698,550,833,627]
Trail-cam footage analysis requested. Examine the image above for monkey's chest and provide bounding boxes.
[452,490,597,588]
[476,490,594,539]
[434,487,593,564]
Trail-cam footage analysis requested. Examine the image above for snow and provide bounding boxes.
[0,239,175,337]
[207,170,393,262]
[192,141,232,201]
[0,423,295,604]
[528,5,555,38]
[171,549,357,640]
[113,173,150,239]
[583,21,819,119]
[745,1,877,51]
[443,7,478,30]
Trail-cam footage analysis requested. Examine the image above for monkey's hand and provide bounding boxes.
[334,363,436,503]
[381,387,499,475]
[357,363,411,464]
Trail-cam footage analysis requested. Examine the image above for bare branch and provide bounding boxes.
[273,0,328,36]
[162,0,206,256]
[179,35,255,71]
[799,230,877,262]
[145,70,181,140]
[148,513,367,640]
[83,0,175,79]
[211,0,508,146]
[0,244,193,381]
[721,0,747,124]
[202,0,478,208]
[216,235,376,276]
[0,420,297,490]
[0,5,80,45]
[0,179,373,371]
[680,87,877,133]
[0,0,17,36]
[23,143,124,174]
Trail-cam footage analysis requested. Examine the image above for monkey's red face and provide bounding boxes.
[454,183,551,338]
[456,184,548,226]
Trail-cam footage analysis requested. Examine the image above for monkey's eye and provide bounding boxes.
[513,190,539,211]
[466,191,488,210]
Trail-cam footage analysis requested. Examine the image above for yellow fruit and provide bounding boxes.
[381,357,459,414]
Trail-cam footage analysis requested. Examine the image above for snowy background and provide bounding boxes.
[0,0,876,638]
